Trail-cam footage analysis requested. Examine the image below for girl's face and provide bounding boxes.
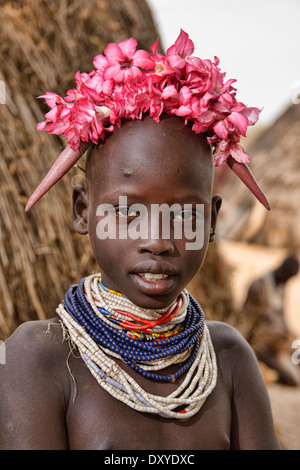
[75,115,221,309]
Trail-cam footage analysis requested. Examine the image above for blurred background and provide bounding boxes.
[0,0,299,449]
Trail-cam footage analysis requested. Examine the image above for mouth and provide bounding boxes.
[130,264,178,296]
[138,273,169,281]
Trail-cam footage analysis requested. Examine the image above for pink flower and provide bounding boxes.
[230,143,250,163]
[104,38,154,83]
[192,110,217,134]
[93,54,108,73]
[37,93,69,133]
[166,29,194,69]
[161,84,178,100]
[151,39,174,76]
[212,106,258,140]
[37,90,110,150]
[213,137,250,166]
[37,30,261,164]
[240,107,260,125]
[175,86,193,117]
[75,71,114,104]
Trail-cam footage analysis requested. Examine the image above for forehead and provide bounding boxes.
[86,115,214,201]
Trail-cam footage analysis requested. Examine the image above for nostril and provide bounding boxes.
[137,238,175,256]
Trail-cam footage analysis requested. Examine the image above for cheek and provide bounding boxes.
[175,220,210,280]
[87,211,133,272]
[180,246,208,279]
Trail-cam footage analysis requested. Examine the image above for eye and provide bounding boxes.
[116,206,139,218]
[174,209,197,221]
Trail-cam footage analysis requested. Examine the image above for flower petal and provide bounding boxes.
[214,141,230,166]
[161,85,178,100]
[230,143,250,164]
[132,49,154,70]
[174,105,192,117]
[38,92,61,108]
[240,107,261,126]
[118,38,137,59]
[104,43,124,64]
[37,121,46,131]
[124,66,142,81]
[93,54,108,71]
[104,64,124,82]
[173,29,194,58]
[166,54,186,69]
[228,111,248,136]
[213,119,228,139]
[179,86,192,105]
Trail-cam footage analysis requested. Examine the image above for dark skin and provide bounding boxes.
[0,115,280,450]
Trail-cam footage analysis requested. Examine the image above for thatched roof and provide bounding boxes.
[0,0,234,340]
[218,103,300,249]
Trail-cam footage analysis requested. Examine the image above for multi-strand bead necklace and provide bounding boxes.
[57,273,217,419]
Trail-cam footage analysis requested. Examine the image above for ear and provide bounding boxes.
[73,185,88,234]
[210,194,222,242]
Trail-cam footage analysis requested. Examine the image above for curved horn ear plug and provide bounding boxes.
[226,156,270,210]
[25,141,91,212]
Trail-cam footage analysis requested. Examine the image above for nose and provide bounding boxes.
[135,205,176,256]
[137,237,175,256]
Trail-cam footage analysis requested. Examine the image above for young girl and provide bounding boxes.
[0,30,280,450]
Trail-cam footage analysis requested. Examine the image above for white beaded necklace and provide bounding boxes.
[57,274,217,419]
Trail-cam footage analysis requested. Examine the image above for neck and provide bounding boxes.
[55,273,217,419]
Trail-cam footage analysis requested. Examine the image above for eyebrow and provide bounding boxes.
[100,191,210,205]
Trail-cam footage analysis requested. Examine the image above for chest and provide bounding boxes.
[65,357,232,450]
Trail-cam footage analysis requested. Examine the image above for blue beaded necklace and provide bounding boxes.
[63,277,205,383]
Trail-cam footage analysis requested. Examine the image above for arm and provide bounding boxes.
[228,327,281,449]
[0,320,69,450]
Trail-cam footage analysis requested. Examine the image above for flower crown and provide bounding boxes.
[25,30,269,211]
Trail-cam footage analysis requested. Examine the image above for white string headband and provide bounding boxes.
[25,29,269,212]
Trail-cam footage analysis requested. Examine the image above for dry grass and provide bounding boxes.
[0,0,234,340]
[0,0,161,339]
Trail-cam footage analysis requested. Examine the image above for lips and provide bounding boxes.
[130,263,178,296]
[139,273,169,281]
[131,262,178,277]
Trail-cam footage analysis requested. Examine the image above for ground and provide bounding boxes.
[220,240,300,450]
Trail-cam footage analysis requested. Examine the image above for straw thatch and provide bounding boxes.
[0,0,234,340]
[0,0,163,339]
[218,103,300,249]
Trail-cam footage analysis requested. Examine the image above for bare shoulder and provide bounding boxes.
[206,320,254,355]
[0,318,71,449]
[4,317,69,369]
[206,320,263,383]
[206,321,280,449]
[1,317,72,396]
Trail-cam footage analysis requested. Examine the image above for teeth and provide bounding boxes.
[139,273,169,280]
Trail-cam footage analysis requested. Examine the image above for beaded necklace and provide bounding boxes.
[57,273,217,419]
